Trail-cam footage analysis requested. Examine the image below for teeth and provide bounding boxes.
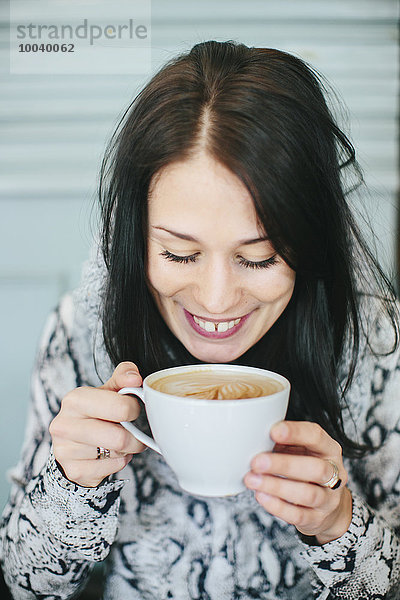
[193,314,242,332]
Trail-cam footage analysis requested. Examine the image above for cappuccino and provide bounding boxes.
[120,364,290,495]
[150,369,284,400]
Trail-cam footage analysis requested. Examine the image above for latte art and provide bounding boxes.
[150,370,284,400]
[170,381,274,400]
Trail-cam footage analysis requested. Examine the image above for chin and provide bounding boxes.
[186,341,248,364]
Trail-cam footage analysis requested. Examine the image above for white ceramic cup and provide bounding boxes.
[119,364,290,497]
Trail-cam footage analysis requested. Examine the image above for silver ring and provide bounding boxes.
[322,459,341,489]
[97,446,111,460]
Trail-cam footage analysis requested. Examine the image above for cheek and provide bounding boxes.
[252,268,295,304]
[147,256,185,299]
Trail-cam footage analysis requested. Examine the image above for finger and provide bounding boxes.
[55,440,132,461]
[250,452,342,487]
[244,473,330,509]
[99,361,142,392]
[61,387,142,423]
[270,421,342,458]
[254,491,317,531]
[54,417,146,454]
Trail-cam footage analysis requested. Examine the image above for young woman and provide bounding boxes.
[1,40,399,600]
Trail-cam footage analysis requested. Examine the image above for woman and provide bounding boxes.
[1,40,399,599]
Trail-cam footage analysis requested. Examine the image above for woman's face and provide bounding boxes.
[147,152,296,363]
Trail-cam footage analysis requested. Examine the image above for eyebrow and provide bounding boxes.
[152,226,269,246]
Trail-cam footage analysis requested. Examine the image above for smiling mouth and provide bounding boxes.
[183,308,251,339]
[192,315,242,333]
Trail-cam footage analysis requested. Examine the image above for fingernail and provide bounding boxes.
[253,454,271,471]
[256,492,271,502]
[262,455,271,470]
[272,422,288,440]
[126,370,139,378]
[246,474,262,489]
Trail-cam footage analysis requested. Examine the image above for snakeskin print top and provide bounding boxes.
[1,248,400,600]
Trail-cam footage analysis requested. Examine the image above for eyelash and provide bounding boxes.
[159,250,278,270]
[237,255,278,270]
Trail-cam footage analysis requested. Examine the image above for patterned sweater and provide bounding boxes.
[1,249,400,600]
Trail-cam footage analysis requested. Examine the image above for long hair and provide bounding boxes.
[99,40,398,457]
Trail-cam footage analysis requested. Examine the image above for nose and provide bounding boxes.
[193,258,242,316]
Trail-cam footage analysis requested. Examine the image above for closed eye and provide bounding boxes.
[160,250,198,264]
[237,255,278,269]
[160,250,278,269]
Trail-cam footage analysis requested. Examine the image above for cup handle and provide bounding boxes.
[118,387,162,455]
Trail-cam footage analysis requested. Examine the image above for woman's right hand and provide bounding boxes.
[49,361,146,488]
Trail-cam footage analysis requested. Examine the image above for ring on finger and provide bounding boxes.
[97,446,111,460]
[322,459,342,490]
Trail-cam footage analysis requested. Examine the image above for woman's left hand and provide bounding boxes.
[244,421,353,545]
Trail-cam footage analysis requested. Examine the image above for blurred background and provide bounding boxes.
[0,0,399,512]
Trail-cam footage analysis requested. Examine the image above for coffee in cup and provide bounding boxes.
[150,369,284,400]
[119,364,290,497]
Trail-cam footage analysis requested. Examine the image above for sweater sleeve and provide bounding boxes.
[299,310,400,599]
[0,294,125,600]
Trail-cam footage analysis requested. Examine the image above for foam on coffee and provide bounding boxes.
[150,370,284,400]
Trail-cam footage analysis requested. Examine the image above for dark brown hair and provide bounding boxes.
[99,40,398,457]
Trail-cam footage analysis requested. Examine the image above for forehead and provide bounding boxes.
[147,153,262,234]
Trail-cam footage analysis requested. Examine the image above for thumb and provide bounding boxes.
[99,361,143,392]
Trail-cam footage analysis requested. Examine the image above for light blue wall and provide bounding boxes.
[0,0,398,511]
